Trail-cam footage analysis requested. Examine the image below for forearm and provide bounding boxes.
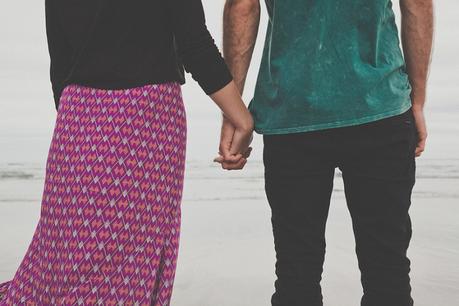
[170,0,233,95]
[210,81,254,131]
[223,0,261,94]
[400,0,434,110]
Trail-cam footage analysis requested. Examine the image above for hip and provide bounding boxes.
[263,108,417,167]
[53,82,187,162]
[57,82,187,132]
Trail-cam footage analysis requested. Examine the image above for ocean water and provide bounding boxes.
[1,1,458,305]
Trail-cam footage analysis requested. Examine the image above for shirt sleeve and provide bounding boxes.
[45,0,73,110]
[168,0,233,95]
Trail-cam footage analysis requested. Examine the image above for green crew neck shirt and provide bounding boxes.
[249,0,412,134]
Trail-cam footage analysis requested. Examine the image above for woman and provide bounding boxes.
[0,0,253,304]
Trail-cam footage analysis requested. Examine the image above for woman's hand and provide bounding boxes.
[214,115,253,170]
[209,81,254,170]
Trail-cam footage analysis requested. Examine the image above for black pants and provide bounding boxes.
[263,109,417,306]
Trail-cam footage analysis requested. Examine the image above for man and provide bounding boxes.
[219,0,434,305]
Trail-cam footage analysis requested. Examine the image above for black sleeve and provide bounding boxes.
[45,0,73,110]
[169,0,233,95]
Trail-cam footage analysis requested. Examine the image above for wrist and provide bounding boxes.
[410,92,426,112]
[222,110,253,132]
[410,87,426,110]
[236,111,254,132]
[411,103,425,112]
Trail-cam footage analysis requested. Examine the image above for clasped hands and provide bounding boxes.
[214,115,254,170]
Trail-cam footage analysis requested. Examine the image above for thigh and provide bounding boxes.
[340,110,417,220]
[340,109,417,265]
[263,133,336,252]
[264,133,336,305]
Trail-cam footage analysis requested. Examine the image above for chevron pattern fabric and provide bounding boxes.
[0,82,187,305]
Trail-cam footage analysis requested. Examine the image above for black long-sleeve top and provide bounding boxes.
[45,0,233,110]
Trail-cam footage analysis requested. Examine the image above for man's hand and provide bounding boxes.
[412,106,427,157]
[211,0,260,170]
[214,115,253,170]
[400,0,434,158]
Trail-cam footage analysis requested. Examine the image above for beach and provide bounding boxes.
[1,1,458,305]
[1,153,459,305]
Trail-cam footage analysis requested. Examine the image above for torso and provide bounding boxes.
[250,0,412,134]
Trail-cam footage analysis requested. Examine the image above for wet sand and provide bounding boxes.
[1,156,458,306]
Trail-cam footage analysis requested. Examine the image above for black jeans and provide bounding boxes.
[263,109,417,306]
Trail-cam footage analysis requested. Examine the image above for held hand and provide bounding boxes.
[216,115,242,163]
[209,81,254,170]
[412,106,428,157]
[214,115,253,170]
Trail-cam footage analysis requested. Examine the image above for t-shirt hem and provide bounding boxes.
[254,103,412,135]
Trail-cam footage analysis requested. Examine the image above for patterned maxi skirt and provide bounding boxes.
[0,82,187,305]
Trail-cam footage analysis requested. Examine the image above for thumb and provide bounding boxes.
[229,129,249,156]
[220,127,235,160]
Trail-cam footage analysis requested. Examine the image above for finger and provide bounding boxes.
[240,159,248,170]
[221,160,240,170]
[217,155,243,164]
[221,161,240,170]
[415,145,425,156]
[415,144,425,154]
[415,148,422,157]
[221,159,238,170]
[232,159,248,170]
[221,153,244,164]
[222,158,247,170]
[214,155,224,163]
[226,159,247,171]
[243,147,253,159]
[415,139,426,157]
[215,154,244,165]
[229,130,251,156]
[229,130,244,156]
[220,125,235,160]
[220,144,232,161]
[217,150,239,161]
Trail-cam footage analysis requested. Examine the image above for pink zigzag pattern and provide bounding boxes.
[0,82,187,306]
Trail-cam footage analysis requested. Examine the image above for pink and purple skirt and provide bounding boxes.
[0,82,187,305]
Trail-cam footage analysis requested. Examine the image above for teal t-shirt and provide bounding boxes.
[249,0,412,134]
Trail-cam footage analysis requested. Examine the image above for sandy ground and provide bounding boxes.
[1,156,458,306]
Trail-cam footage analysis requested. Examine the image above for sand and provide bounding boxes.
[1,156,458,306]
